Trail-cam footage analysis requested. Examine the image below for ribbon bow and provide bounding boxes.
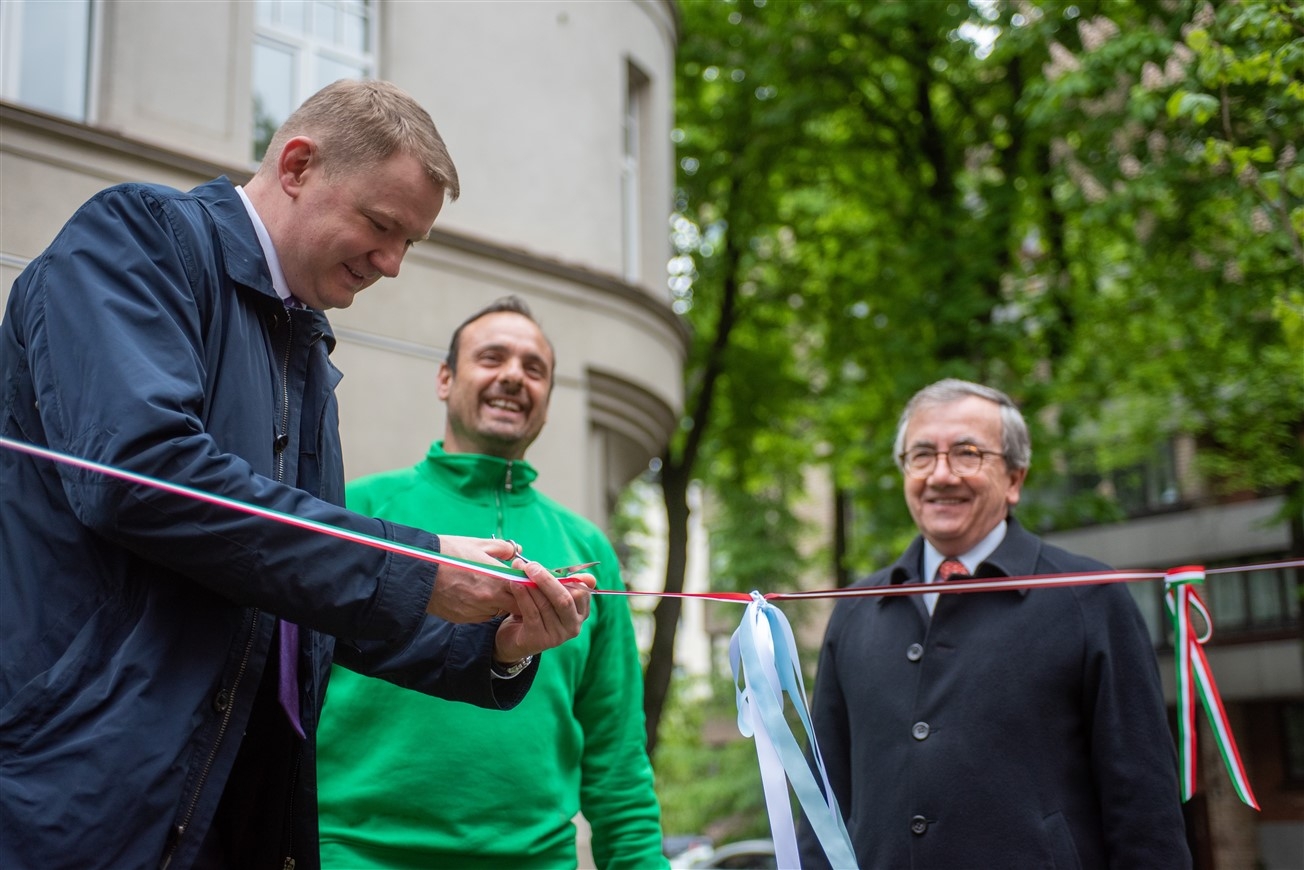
[729,592,858,869]
[1164,566,1258,810]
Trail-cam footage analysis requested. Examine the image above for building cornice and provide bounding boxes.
[1,100,690,349]
[1,101,238,181]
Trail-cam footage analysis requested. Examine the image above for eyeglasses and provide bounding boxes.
[898,445,1005,479]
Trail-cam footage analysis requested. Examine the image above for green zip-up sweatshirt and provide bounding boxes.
[317,442,667,869]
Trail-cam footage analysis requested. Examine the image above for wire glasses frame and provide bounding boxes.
[899,445,1005,479]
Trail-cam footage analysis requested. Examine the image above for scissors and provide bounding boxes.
[548,560,600,577]
[495,539,598,577]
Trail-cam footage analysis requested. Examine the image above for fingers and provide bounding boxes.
[522,562,591,622]
[424,536,595,650]
[493,562,592,661]
[440,534,519,566]
[425,535,520,623]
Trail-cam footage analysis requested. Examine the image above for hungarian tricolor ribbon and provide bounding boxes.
[0,435,571,586]
[1164,566,1259,810]
[3,434,1292,827]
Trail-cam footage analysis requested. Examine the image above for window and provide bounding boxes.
[1070,441,1183,520]
[0,0,93,121]
[621,62,650,284]
[252,0,375,160]
[1284,702,1304,787]
[1206,560,1299,635]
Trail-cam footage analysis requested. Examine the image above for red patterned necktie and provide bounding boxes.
[937,559,970,581]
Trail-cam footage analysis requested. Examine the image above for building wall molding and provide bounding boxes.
[2,100,690,350]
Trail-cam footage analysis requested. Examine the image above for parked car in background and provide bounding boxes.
[667,837,778,869]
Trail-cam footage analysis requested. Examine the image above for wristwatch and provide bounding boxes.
[490,654,534,679]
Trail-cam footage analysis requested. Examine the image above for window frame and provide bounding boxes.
[0,0,97,122]
[621,60,651,285]
[251,0,378,161]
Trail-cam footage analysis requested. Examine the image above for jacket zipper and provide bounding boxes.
[274,311,298,870]
[282,747,302,870]
[495,461,516,537]
[162,309,297,869]
[161,608,259,869]
[275,313,293,481]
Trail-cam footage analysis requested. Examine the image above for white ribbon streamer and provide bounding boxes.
[730,592,858,869]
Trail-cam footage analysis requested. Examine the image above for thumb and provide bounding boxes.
[485,537,522,563]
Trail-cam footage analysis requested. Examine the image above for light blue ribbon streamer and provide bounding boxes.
[730,592,858,869]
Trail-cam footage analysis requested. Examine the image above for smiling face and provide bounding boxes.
[274,138,444,310]
[438,311,554,460]
[902,395,1026,557]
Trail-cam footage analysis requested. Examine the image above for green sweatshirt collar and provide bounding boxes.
[420,441,540,497]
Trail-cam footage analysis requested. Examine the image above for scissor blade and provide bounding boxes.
[551,561,600,576]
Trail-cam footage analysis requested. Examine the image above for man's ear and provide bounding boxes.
[1006,467,1028,507]
[277,136,317,198]
[436,361,454,401]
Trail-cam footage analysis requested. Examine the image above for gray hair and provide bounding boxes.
[892,378,1031,472]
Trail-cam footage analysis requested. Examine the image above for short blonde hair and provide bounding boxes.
[260,79,459,200]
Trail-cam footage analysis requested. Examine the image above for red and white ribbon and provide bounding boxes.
[4,435,1296,815]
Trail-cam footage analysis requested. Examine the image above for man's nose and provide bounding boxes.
[500,358,525,386]
[370,241,406,279]
[928,452,962,483]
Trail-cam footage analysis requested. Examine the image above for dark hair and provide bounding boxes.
[445,296,554,377]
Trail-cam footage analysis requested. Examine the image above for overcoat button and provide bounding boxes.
[912,721,930,740]
[910,815,928,835]
[906,643,924,662]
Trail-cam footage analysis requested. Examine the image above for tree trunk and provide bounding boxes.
[642,228,743,755]
[644,457,690,757]
[834,486,851,588]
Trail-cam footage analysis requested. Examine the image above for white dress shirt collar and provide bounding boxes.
[235,185,297,307]
[921,519,1008,614]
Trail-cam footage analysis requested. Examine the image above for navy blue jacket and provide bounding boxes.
[798,518,1190,870]
[0,178,531,869]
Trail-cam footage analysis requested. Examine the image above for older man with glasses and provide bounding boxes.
[797,378,1190,870]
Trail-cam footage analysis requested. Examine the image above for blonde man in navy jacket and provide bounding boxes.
[0,80,590,869]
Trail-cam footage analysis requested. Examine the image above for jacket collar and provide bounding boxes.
[191,177,336,349]
[883,515,1043,601]
[192,177,277,299]
[420,441,539,498]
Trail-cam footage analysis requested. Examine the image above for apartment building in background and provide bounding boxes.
[1,5,682,865]
[0,0,685,530]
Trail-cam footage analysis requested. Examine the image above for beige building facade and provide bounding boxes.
[1,0,685,526]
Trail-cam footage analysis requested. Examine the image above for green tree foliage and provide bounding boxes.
[1025,0,1304,508]
[646,0,1303,768]
[653,677,772,844]
[649,1,1071,754]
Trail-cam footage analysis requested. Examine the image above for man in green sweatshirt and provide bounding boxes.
[316,297,668,869]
